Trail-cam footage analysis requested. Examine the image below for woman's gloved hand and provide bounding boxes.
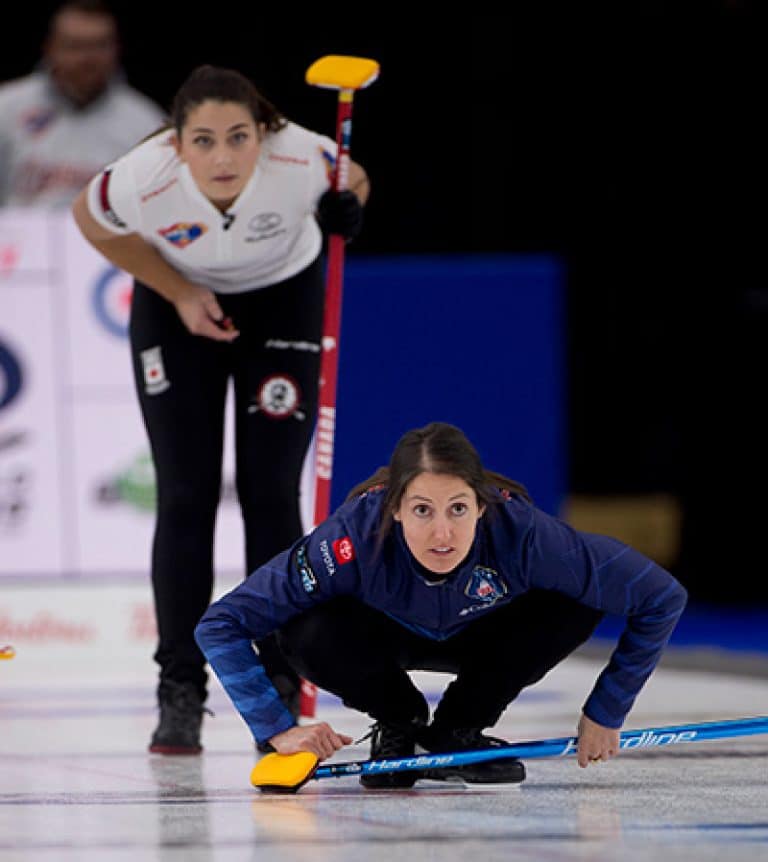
[316,189,364,240]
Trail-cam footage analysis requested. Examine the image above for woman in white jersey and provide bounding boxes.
[72,64,369,755]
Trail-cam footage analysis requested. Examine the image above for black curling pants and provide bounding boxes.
[129,258,324,699]
[277,591,604,731]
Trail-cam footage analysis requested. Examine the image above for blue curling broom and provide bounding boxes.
[251,715,768,793]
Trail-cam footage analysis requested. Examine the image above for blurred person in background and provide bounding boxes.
[0,0,164,207]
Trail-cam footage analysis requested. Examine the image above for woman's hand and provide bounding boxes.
[70,192,240,339]
[267,722,353,760]
[576,713,621,768]
[174,284,239,342]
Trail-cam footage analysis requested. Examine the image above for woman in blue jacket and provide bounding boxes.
[195,422,687,788]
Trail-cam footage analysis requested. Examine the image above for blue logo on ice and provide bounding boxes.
[92,266,133,338]
[0,340,23,411]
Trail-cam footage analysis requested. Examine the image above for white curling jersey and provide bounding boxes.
[85,122,337,293]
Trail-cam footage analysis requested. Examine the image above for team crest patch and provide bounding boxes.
[294,545,318,594]
[332,536,355,564]
[248,374,305,420]
[158,222,208,248]
[464,566,507,604]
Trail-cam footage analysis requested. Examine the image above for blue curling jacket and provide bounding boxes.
[195,489,687,745]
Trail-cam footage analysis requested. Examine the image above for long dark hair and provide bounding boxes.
[346,422,531,541]
[170,65,287,136]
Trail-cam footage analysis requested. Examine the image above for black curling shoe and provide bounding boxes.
[149,681,210,755]
[419,726,526,785]
[359,720,424,789]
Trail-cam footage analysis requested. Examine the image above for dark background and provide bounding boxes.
[3,4,765,603]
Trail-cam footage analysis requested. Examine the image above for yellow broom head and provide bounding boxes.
[306,56,380,91]
[250,751,320,794]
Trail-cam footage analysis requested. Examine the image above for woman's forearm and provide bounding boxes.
[85,233,194,304]
[72,188,192,305]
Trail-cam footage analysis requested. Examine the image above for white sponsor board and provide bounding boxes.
[0,209,306,577]
[0,290,66,573]
[69,398,160,573]
[0,208,53,276]
[62,212,136,389]
[69,394,245,574]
